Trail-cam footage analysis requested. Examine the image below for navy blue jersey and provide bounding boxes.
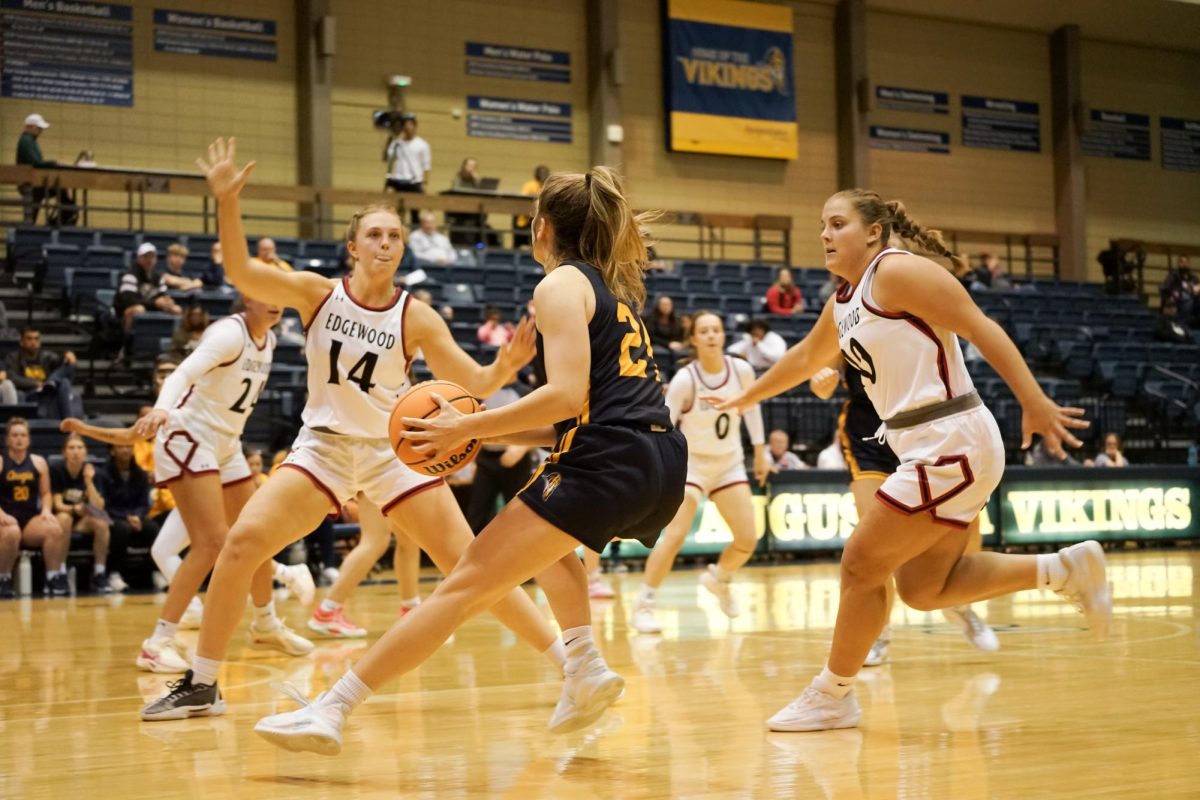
[535,262,673,439]
[0,452,40,518]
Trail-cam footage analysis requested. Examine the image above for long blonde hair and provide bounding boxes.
[833,189,966,272]
[538,167,655,311]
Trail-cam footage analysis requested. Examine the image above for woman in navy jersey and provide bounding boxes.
[0,417,66,597]
[254,166,688,755]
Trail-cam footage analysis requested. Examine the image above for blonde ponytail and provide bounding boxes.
[539,167,657,311]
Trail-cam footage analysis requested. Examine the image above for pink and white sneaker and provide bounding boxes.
[307,606,367,638]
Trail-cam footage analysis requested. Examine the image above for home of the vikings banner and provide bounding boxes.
[662,0,797,160]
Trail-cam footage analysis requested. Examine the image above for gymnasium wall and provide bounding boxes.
[0,0,298,234]
[328,0,591,195]
[614,0,840,269]
[1082,40,1200,268]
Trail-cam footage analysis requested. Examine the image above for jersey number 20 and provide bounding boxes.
[616,303,658,380]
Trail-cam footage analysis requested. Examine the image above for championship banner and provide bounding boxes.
[662,0,797,160]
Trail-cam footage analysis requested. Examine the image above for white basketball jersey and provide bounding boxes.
[303,278,412,438]
[175,315,275,436]
[832,247,974,421]
[672,356,747,458]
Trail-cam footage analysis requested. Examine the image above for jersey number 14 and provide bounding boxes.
[327,339,378,392]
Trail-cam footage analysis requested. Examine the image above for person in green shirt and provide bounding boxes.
[16,113,73,225]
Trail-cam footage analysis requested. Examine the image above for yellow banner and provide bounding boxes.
[670,110,798,160]
[669,0,793,32]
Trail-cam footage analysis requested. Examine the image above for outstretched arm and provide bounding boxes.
[61,418,142,446]
[410,300,537,399]
[197,138,332,321]
[872,253,1088,456]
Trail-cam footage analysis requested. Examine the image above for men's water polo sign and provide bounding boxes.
[663,0,797,160]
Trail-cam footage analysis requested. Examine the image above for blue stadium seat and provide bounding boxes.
[195,293,236,318]
[682,277,715,294]
[712,262,744,279]
[483,251,518,268]
[745,264,774,283]
[484,270,518,288]
[84,245,126,270]
[300,240,340,261]
[647,275,683,296]
[42,244,82,292]
[678,261,710,279]
[130,313,179,360]
[442,283,477,304]
[482,285,517,304]
[185,233,218,252]
[715,278,748,295]
[450,266,485,285]
[98,230,137,251]
[56,229,98,249]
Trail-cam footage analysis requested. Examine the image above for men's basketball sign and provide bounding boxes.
[662,0,797,159]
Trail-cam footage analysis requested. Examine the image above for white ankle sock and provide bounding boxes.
[714,565,735,582]
[1036,553,1068,591]
[273,562,287,581]
[186,596,204,615]
[813,665,856,699]
[93,563,106,577]
[542,638,566,668]
[636,585,656,604]
[320,598,342,613]
[877,624,892,643]
[400,596,421,609]
[327,669,372,714]
[152,619,178,641]
[254,600,279,631]
[191,655,221,686]
[561,625,594,673]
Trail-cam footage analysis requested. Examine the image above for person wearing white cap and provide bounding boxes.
[16,113,73,225]
[116,243,182,332]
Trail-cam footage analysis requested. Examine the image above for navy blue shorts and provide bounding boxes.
[518,424,688,552]
[838,400,900,480]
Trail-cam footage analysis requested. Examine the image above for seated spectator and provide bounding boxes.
[673,312,696,366]
[766,267,804,315]
[169,306,210,357]
[766,429,807,471]
[408,212,458,264]
[5,326,78,418]
[1155,300,1191,343]
[201,241,231,291]
[162,243,202,292]
[0,416,67,597]
[477,305,514,346]
[1088,433,1128,468]
[116,244,182,331]
[1024,441,1079,467]
[1161,255,1197,324]
[250,237,293,272]
[246,448,267,489]
[1097,241,1140,295]
[966,253,994,291]
[51,433,117,593]
[97,443,160,571]
[643,295,685,355]
[0,367,17,406]
[513,164,549,247]
[816,431,847,470]
[413,288,453,322]
[727,318,787,371]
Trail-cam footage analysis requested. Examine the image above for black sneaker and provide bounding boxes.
[141,670,226,721]
[46,572,70,597]
[0,575,14,599]
[92,571,114,594]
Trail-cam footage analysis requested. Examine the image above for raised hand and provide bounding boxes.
[195,137,256,201]
[1021,396,1089,459]
[498,315,538,374]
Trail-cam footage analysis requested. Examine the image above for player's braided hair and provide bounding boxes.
[835,189,966,271]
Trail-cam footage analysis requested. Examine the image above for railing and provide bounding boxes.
[1107,238,1200,307]
[940,228,1061,281]
[0,165,792,266]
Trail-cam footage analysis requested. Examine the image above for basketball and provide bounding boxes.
[388,380,482,477]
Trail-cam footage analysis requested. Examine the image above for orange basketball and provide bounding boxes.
[389,380,482,477]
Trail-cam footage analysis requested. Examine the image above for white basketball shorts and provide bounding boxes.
[280,425,443,515]
[155,412,251,487]
[875,405,1005,528]
[685,451,749,499]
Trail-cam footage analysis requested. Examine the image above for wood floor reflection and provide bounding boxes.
[2,550,1198,799]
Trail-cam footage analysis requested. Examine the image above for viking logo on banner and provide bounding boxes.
[662,0,797,160]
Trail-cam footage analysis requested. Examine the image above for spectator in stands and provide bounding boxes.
[967,253,994,291]
[251,237,293,272]
[201,241,231,290]
[1087,433,1128,468]
[162,243,202,292]
[1024,441,1079,467]
[0,368,17,406]
[448,158,498,246]
[246,448,267,489]
[51,433,117,593]
[97,443,159,570]
[643,295,685,355]
[453,157,481,190]
[1155,300,1191,343]
[766,429,806,471]
[513,164,549,247]
[817,431,847,470]
[0,416,67,597]
[673,312,696,366]
[5,327,77,419]
[115,244,182,331]
[383,113,430,198]
[413,288,453,322]
[169,306,210,357]
[766,267,804,315]
[1097,241,1140,295]
[408,212,458,264]
[1161,255,1197,323]
[15,113,75,226]
[477,305,514,346]
[727,318,787,371]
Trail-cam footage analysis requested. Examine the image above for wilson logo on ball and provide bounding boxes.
[421,438,480,475]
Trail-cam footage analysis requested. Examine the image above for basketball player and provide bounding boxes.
[142,138,580,721]
[253,165,687,755]
[631,311,765,633]
[0,417,66,597]
[810,359,998,665]
[714,189,1109,732]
